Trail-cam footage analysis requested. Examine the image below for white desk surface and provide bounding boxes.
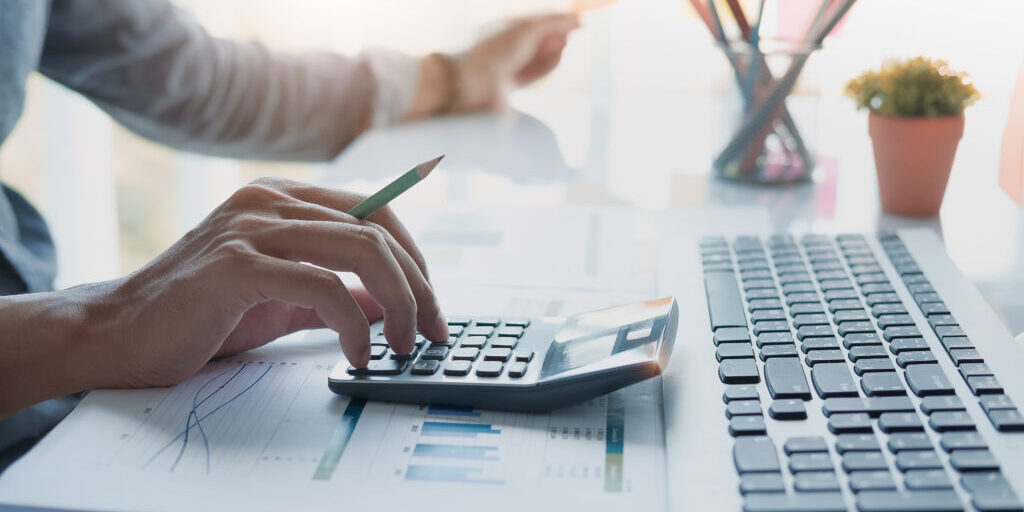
[319,90,1024,337]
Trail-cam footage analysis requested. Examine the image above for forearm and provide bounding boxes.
[0,283,119,417]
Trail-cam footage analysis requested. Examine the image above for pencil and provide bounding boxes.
[347,155,443,219]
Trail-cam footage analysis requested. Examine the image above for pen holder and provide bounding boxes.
[714,40,819,185]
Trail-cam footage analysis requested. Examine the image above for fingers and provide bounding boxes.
[524,13,581,40]
[243,256,372,367]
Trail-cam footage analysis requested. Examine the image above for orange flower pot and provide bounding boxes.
[868,113,964,217]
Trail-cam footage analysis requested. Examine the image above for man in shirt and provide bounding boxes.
[0,0,579,469]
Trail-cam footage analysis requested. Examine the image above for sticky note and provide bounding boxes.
[999,64,1024,205]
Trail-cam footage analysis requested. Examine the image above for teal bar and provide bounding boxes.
[604,392,625,492]
[312,398,366,481]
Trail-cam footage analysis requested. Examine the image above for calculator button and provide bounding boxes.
[347,359,407,376]
[389,349,418,361]
[443,360,472,376]
[459,336,488,348]
[466,326,495,337]
[497,326,525,338]
[504,318,531,327]
[410,359,440,375]
[476,361,504,377]
[514,350,535,362]
[491,338,518,349]
[420,346,449,360]
[447,325,465,337]
[369,345,388,360]
[508,362,528,378]
[446,316,472,326]
[474,317,501,327]
[451,347,480,361]
[484,348,513,362]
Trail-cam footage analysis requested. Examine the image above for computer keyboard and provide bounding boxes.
[701,232,1024,512]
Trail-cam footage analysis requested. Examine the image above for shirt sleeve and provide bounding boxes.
[37,0,383,162]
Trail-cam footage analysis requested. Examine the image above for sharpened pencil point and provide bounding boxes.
[416,155,444,178]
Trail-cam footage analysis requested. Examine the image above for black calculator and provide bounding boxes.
[328,297,678,411]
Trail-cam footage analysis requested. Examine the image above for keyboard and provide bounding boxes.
[328,297,678,412]
[701,232,1024,512]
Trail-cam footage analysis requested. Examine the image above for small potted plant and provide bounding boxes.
[845,57,980,217]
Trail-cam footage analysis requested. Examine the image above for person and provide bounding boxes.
[0,0,579,467]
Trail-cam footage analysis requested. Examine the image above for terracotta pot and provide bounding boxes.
[868,112,964,217]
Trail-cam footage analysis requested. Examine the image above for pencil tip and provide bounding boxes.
[416,155,444,177]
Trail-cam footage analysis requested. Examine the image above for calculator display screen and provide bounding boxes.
[539,298,671,379]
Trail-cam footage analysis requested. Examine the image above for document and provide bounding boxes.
[0,291,666,512]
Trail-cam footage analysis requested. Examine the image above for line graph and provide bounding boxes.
[142,362,275,473]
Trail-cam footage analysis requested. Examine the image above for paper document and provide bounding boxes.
[0,294,666,512]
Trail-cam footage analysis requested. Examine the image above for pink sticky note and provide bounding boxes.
[999,65,1024,205]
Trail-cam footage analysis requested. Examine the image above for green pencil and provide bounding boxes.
[347,155,443,219]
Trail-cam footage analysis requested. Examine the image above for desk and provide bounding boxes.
[321,90,1024,337]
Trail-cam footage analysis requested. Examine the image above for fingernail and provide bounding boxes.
[434,312,449,340]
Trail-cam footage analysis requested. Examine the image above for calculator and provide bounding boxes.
[328,297,678,411]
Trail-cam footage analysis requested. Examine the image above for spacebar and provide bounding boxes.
[705,271,748,329]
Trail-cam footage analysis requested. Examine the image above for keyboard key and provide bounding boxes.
[939,432,987,452]
[789,452,834,472]
[836,433,880,453]
[784,436,828,455]
[490,338,518,350]
[802,337,840,351]
[751,309,787,322]
[507,361,528,378]
[795,472,840,492]
[474,317,501,326]
[949,449,998,472]
[797,325,835,340]
[940,336,973,350]
[466,326,494,337]
[721,359,761,384]
[958,363,993,379]
[935,325,966,338]
[459,336,488,348]
[451,347,480,361]
[514,350,534,362]
[744,279,777,291]
[979,394,1015,413]
[837,321,876,336]
[715,327,752,344]
[724,385,760,403]
[824,289,859,301]
[929,411,975,432]
[483,348,513,362]
[897,351,938,367]
[765,357,811,399]
[920,396,965,414]
[503,318,531,327]
[730,415,767,436]
[811,363,859,398]
[829,299,864,312]
[844,333,884,348]
[872,303,908,316]
[878,412,924,433]
[904,470,953,490]
[967,376,1003,395]
[760,344,798,360]
[769,399,806,420]
[496,326,524,338]
[862,372,907,396]
[820,279,854,291]
[717,343,755,361]
[888,433,934,453]
[905,364,955,396]
[822,397,914,417]
[805,349,846,366]
[727,400,763,418]
[783,282,816,294]
[835,309,871,322]
[849,471,897,492]
[843,451,888,472]
[790,303,825,315]
[743,492,846,512]
[896,450,943,471]
[890,338,930,353]
[793,313,830,328]
[883,326,922,341]
[739,473,785,494]
[733,436,780,472]
[754,321,791,335]
[420,346,450,361]
[347,359,407,376]
[705,272,748,329]
[948,348,983,365]
[757,332,795,346]
[988,409,1024,432]
[446,316,472,326]
[443,360,472,376]
[855,359,896,375]
[862,283,895,294]
[410,359,440,375]
[829,413,873,434]
[920,302,951,316]
[475,360,504,377]
[960,472,1024,512]
[447,325,465,337]
[849,345,889,361]
[750,298,785,311]
[876,314,915,329]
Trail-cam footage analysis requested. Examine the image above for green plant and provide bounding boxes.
[845,57,980,117]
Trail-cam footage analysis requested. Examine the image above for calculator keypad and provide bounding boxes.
[347,317,535,379]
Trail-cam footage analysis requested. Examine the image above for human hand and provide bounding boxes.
[93,178,447,388]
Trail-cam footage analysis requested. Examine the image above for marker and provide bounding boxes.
[347,156,443,219]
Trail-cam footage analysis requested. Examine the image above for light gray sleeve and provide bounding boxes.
[38,0,379,162]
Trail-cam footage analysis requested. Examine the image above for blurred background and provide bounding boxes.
[1,0,1022,290]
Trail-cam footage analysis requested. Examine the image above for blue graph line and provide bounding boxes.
[143,363,274,471]
[171,364,247,473]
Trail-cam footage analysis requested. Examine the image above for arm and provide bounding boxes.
[0,179,448,417]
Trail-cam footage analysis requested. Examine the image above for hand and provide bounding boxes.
[406,13,580,118]
[91,178,447,388]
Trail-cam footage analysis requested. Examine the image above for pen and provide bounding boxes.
[347,155,444,219]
